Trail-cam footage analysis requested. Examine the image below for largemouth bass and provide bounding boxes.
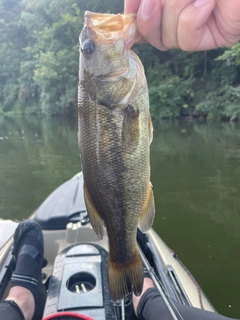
[78,11,155,300]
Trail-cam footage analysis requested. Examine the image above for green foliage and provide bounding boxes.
[217,43,240,67]
[20,0,84,115]
[0,0,123,115]
[195,85,240,121]
[146,63,194,119]
[136,46,239,121]
[0,0,240,120]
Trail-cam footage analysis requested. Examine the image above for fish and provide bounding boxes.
[78,11,155,301]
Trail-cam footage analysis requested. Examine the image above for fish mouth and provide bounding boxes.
[84,11,138,48]
[85,11,136,29]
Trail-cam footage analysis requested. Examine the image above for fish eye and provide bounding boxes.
[82,40,96,55]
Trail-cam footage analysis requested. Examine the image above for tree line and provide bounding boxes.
[0,0,240,121]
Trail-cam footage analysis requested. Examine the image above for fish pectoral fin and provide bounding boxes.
[122,104,140,151]
[83,184,104,239]
[148,113,153,145]
[138,182,155,232]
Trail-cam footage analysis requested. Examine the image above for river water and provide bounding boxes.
[0,115,239,318]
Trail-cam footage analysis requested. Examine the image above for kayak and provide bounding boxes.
[0,172,215,320]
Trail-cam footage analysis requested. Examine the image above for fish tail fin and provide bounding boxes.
[108,248,144,300]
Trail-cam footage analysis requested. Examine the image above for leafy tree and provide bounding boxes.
[0,0,240,120]
[217,43,240,67]
[0,0,28,112]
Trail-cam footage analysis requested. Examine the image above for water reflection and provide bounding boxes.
[0,116,239,317]
[0,115,81,220]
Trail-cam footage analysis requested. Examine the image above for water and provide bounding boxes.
[0,115,239,318]
[151,121,240,318]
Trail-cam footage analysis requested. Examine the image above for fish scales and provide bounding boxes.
[78,11,155,300]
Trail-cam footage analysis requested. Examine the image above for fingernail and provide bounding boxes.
[194,0,210,8]
[140,0,156,20]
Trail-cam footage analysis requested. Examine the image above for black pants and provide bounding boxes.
[0,289,236,320]
[138,288,236,320]
[0,300,24,320]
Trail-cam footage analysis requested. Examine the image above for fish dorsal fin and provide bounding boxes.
[83,184,104,239]
[138,182,155,232]
[122,104,140,152]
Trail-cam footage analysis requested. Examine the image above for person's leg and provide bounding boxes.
[5,287,34,320]
[2,220,47,320]
[0,300,25,320]
[133,278,236,320]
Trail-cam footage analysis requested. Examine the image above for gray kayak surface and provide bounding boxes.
[0,219,18,249]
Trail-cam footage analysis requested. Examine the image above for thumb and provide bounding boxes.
[124,0,147,45]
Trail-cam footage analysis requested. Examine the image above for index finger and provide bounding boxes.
[124,0,142,13]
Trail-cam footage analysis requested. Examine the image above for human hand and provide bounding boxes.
[124,0,240,51]
[132,277,154,316]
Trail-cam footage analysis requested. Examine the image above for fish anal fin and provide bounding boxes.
[122,104,140,152]
[83,184,104,239]
[138,183,155,232]
[108,248,144,300]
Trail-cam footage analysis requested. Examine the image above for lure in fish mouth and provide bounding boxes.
[78,11,155,301]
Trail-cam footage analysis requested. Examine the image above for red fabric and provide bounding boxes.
[42,311,94,320]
